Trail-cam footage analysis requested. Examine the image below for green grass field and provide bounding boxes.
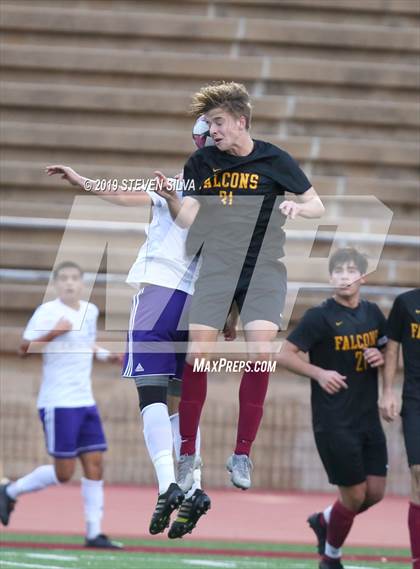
[0,534,410,569]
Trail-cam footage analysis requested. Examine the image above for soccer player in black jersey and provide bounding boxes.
[155,81,324,492]
[277,248,388,569]
[380,288,420,569]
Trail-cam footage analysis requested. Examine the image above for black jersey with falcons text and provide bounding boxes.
[182,140,311,271]
[288,298,388,432]
[387,288,420,401]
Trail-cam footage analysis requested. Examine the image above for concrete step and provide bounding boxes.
[9,0,419,25]
[2,44,417,95]
[1,248,418,287]
[1,4,418,57]
[2,83,418,136]
[2,121,418,171]
[0,241,141,272]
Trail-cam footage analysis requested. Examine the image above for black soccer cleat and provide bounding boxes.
[149,482,185,535]
[319,558,344,569]
[84,533,123,549]
[0,483,16,526]
[168,488,211,539]
[308,512,327,555]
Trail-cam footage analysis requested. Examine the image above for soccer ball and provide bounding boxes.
[192,115,215,149]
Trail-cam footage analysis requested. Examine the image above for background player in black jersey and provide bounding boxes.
[277,248,388,569]
[155,81,324,493]
[380,288,420,569]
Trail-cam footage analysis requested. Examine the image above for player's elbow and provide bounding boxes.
[312,197,325,218]
[276,347,292,368]
[317,200,325,217]
[175,217,190,229]
[18,340,30,357]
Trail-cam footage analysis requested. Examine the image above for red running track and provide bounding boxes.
[0,484,410,549]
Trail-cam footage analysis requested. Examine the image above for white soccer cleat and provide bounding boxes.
[226,454,253,490]
[176,454,202,493]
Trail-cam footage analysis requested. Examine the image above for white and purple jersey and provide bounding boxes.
[23,299,99,409]
[126,188,199,293]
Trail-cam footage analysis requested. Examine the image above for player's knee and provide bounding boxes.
[348,495,366,512]
[54,466,74,483]
[137,384,168,412]
[248,352,271,364]
[81,454,103,480]
[341,485,367,512]
[364,488,385,508]
[188,339,212,362]
[189,349,209,362]
[167,395,180,416]
[91,463,103,480]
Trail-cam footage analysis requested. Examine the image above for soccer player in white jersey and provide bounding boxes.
[0,262,122,549]
[43,143,230,538]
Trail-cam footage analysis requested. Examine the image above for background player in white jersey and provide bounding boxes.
[0,262,122,549]
[43,142,231,538]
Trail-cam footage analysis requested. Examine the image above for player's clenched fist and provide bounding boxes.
[315,369,348,394]
[279,200,302,220]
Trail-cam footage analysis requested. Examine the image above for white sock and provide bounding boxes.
[170,413,201,460]
[196,424,201,458]
[143,403,175,494]
[6,465,58,500]
[185,465,203,499]
[81,477,104,540]
[323,504,333,524]
[193,464,202,489]
[170,413,202,499]
[325,542,342,559]
[170,412,182,461]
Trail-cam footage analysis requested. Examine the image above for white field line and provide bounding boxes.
[0,561,70,569]
[25,554,78,562]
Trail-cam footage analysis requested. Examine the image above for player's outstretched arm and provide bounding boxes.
[18,317,72,357]
[279,187,325,220]
[277,340,347,394]
[154,170,199,227]
[94,344,123,364]
[45,165,152,206]
[379,339,400,422]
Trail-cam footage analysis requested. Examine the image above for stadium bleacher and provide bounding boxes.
[0,0,418,493]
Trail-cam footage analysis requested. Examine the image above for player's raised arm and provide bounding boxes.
[94,344,123,364]
[277,340,347,394]
[45,164,152,207]
[154,170,199,227]
[279,186,325,220]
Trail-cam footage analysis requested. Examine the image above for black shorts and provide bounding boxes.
[314,424,388,487]
[401,398,420,466]
[189,260,287,329]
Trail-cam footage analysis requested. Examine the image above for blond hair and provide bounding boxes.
[190,81,252,129]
